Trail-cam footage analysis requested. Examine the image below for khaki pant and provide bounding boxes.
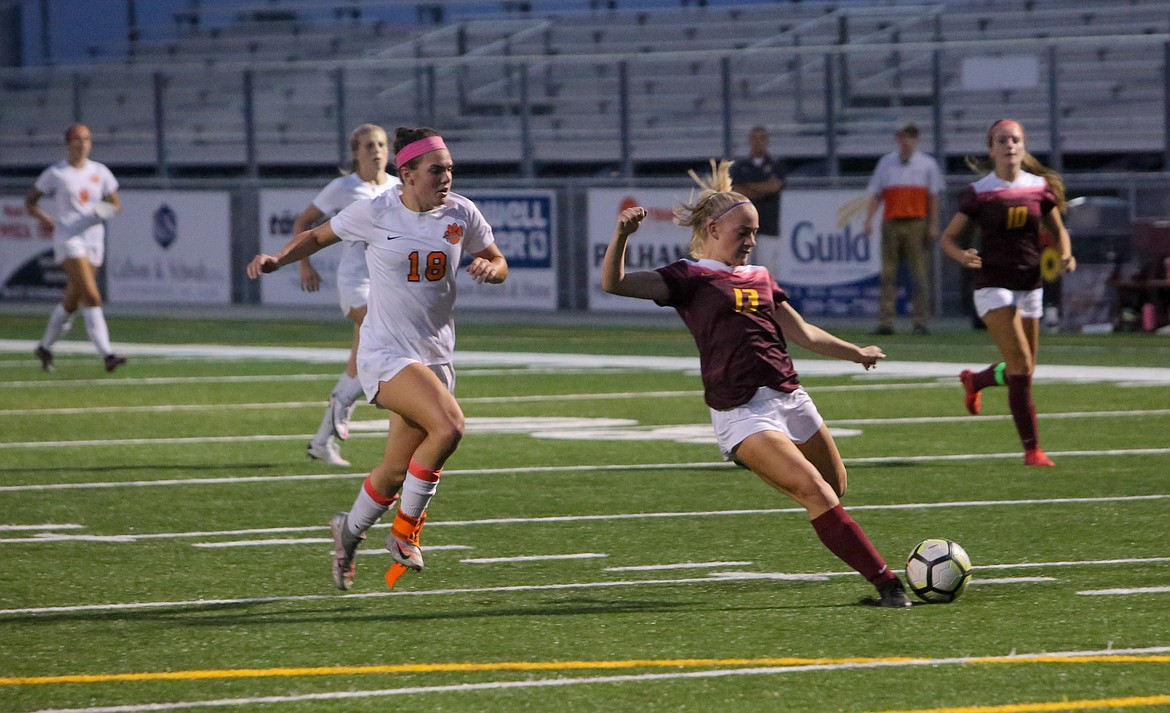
[878,218,931,329]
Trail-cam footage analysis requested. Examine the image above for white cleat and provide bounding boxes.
[307,437,350,467]
[386,531,424,572]
[329,512,364,591]
[326,396,353,441]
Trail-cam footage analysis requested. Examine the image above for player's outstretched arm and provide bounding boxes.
[246,223,340,279]
[601,206,669,301]
[774,302,886,370]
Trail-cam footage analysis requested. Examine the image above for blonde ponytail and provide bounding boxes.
[674,159,751,258]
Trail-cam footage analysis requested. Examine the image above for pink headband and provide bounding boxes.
[987,118,1019,144]
[395,136,447,169]
[711,200,750,221]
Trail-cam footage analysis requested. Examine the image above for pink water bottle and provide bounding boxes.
[1141,303,1156,331]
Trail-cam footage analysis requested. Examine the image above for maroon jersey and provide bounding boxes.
[655,259,800,410]
[957,171,1058,290]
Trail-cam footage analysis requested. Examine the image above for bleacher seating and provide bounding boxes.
[1,0,1167,172]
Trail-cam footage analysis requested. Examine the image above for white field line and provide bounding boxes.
[17,647,1170,713]
[969,577,1056,584]
[0,374,339,389]
[191,539,471,551]
[0,456,1165,494]
[1079,586,1170,596]
[460,553,608,564]
[0,402,325,416]
[0,523,83,532]
[0,552,1165,617]
[606,561,753,572]
[834,408,1170,425]
[7,390,1170,422]
[0,493,1166,540]
[5,339,1170,382]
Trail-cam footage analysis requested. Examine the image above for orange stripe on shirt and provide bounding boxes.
[882,185,930,219]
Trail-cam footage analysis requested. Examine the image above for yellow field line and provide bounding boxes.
[1,654,1168,687]
[868,693,1170,713]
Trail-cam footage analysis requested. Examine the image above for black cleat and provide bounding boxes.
[863,578,913,608]
[104,354,128,373]
[34,345,54,372]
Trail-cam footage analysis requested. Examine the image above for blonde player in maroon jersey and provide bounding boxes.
[941,119,1075,467]
[601,160,912,608]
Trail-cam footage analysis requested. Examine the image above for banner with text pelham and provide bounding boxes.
[586,188,879,316]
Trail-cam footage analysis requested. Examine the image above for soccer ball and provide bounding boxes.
[905,539,972,603]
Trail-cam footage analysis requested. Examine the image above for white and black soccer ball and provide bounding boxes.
[905,538,972,603]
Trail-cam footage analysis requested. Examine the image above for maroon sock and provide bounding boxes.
[810,505,895,586]
[1005,374,1039,450]
[971,363,1002,391]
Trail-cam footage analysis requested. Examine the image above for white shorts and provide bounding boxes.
[356,350,455,406]
[54,235,103,267]
[337,276,370,317]
[973,287,1043,319]
[710,386,824,460]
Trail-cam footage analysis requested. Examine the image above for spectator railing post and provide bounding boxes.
[153,71,168,179]
[1164,39,1170,171]
[520,62,535,179]
[1047,44,1063,172]
[334,66,347,168]
[824,53,838,179]
[619,60,632,178]
[243,69,257,178]
[721,55,733,160]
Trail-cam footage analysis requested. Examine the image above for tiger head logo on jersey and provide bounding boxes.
[442,223,464,245]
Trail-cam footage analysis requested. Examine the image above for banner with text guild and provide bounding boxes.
[777,190,880,316]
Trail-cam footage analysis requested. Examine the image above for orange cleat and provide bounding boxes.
[1024,448,1055,467]
[960,370,981,415]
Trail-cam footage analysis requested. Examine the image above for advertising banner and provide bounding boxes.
[459,190,557,310]
[777,190,881,316]
[107,191,231,304]
[587,188,883,316]
[258,188,339,307]
[586,188,694,313]
[259,188,558,311]
[0,196,63,300]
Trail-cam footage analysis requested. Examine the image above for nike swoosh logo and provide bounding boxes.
[385,234,404,241]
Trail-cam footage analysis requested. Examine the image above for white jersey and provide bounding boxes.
[34,159,119,243]
[330,185,494,365]
[311,173,400,287]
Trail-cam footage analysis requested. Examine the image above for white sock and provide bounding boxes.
[347,477,396,538]
[312,410,334,445]
[40,304,73,349]
[81,306,113,356]
[398,472,439,519]
[332,373,366,408]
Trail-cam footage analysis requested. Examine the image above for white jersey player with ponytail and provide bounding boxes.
[26,123,126,373]
[290,124,399,467]
[248,126,508,591]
